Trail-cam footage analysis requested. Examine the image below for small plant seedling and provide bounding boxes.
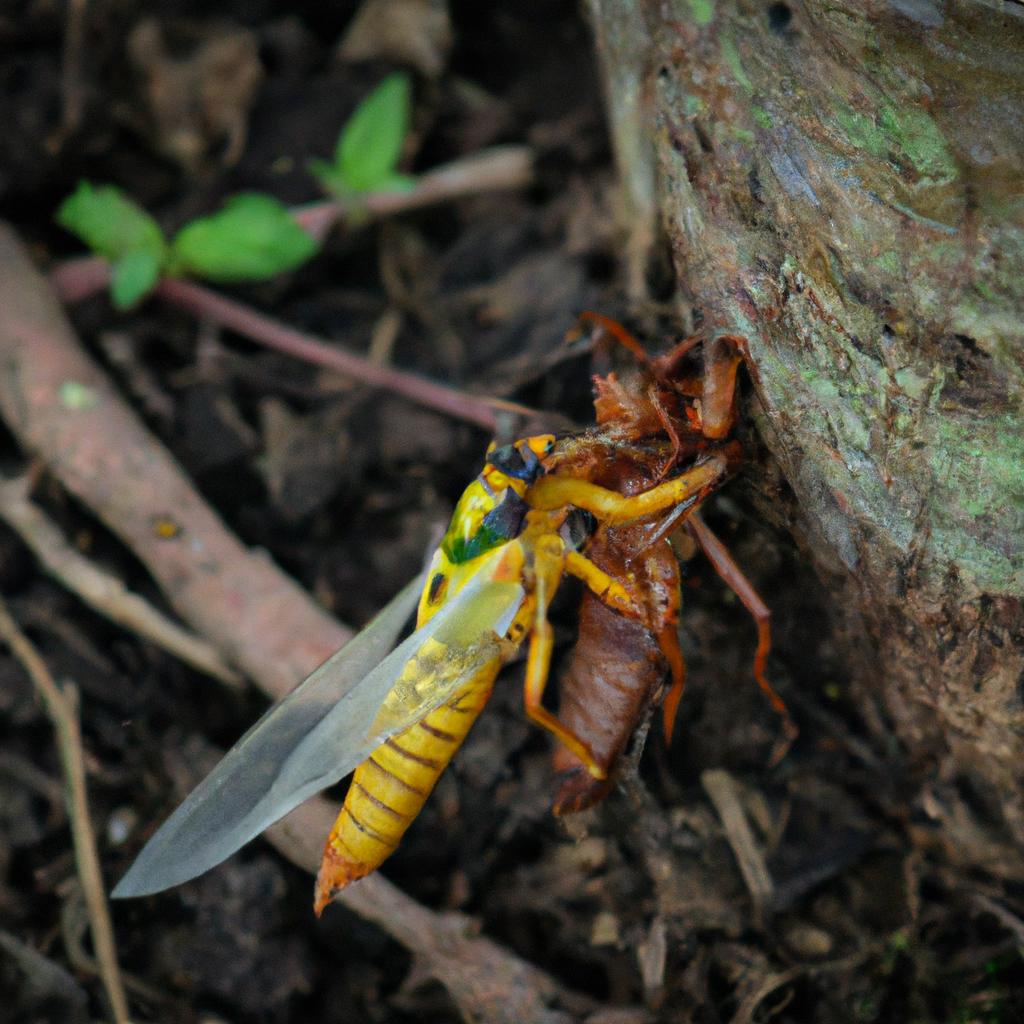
[57,185,320,309]
[56,183,168,310]
[56,75,417,309]
[309,72,417,198]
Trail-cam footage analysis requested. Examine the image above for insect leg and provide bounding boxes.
[656,622,687,745]
[527,456,727,526]
[563,549,644,620]
[686,511,798,762]
[647,380,683,478]
[523,535,607,779]
[650,332,703,379]
[576,311,651,365]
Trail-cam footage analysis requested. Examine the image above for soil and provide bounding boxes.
[0,2,1021,1023]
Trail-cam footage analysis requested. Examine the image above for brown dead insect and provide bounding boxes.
[547,314,796,814]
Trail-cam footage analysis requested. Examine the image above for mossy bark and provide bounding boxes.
[589,0,1024,863]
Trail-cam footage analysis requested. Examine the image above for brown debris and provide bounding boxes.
[126,18,264,171]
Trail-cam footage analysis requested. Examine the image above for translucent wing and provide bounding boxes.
[112,553,524,898]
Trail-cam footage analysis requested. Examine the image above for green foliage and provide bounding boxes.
[56,182,167,308]
[169,194,319,283]
[310,73,416,196]
[111,249,163,309]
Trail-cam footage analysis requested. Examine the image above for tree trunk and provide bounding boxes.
[588,0,1024,866]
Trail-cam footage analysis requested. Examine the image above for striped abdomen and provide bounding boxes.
[313,671,496,913]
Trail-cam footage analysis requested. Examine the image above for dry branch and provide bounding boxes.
[0,223,351,698]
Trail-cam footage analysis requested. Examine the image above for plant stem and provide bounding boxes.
[155,276,535,432]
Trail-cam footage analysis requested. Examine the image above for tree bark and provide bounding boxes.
[588,0,1024,863]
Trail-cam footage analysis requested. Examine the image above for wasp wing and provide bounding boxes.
[112,557,523,898]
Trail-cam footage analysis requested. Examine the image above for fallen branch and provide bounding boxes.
[0,475,242,688]
[0,596,130,1024]
[0,223,352,700]
[0,221,598,1022]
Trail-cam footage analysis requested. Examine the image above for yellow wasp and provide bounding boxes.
[113,436,727,912]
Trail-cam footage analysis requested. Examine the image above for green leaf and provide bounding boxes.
[307,161,418,203]
[307,158,352,197]
[56,181,166,264]
[170,193,319,283]
[335,73,412,192]
[372,173,418,194]
[110,249,162,309]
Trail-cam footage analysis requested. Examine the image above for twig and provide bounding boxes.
[292,144,535,241]
[155,276,535,432]
[728,948,877,1024]
[701,768,775,924]
[48,264,536,433]
[0,597,131,1024]
[0,475,242,687]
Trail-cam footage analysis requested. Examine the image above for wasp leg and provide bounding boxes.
[686,512,798,762]
[563,549,644,620]
[527,457,727,526]
[523,535,607,779]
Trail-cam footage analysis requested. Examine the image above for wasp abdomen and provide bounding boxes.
[314,675,496,913]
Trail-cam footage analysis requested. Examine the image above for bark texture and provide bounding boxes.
[589,0,1024,862]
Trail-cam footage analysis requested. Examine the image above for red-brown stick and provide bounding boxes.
[155,277,532,433]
